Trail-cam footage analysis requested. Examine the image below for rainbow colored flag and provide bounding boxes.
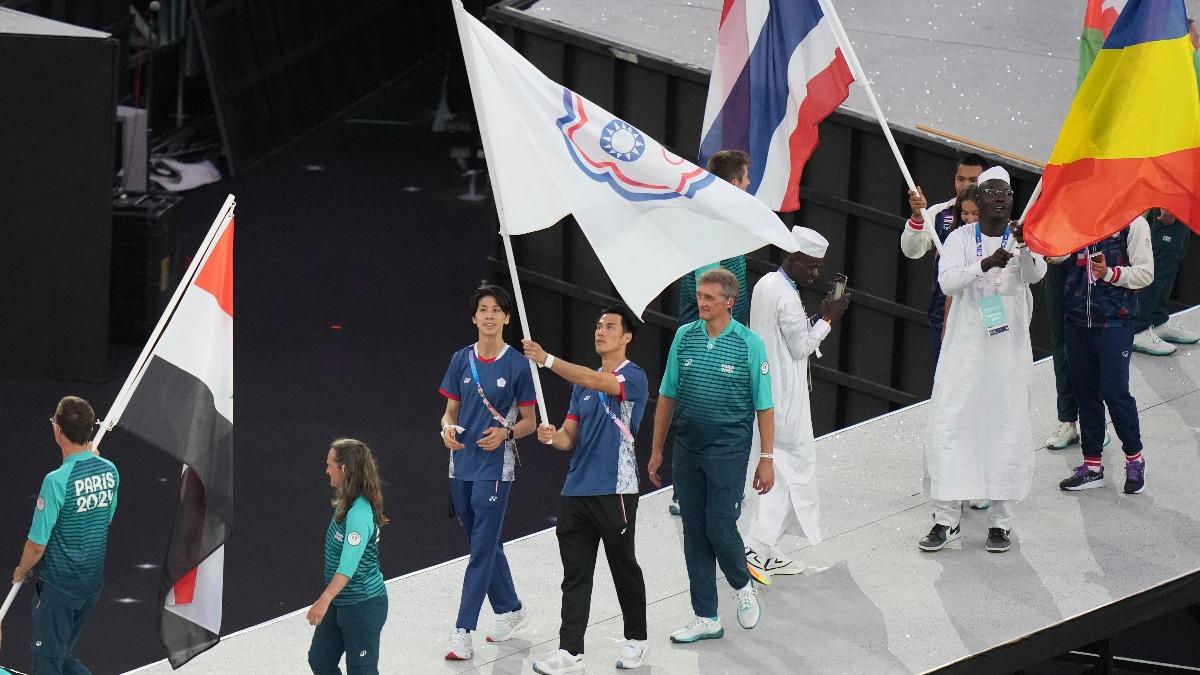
[1025,0,1200,256]
[1079,1,1127,85]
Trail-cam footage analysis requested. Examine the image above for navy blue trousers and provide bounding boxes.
[30,580,98,675]
[673,449,751,618]
[449,478,521,630]
[1065,324,1143,460]
[307,594,388,675]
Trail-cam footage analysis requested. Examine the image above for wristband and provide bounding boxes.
[759,453,774,460]
[544,354,556,369]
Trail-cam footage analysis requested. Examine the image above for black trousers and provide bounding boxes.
[557,494,647,655]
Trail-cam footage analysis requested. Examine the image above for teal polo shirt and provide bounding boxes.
[29,451,120,598]
[660,318,773,458]
[323,495,386,606]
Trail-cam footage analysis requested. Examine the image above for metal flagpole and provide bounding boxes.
[0,581,22,623]
[817,0,943,255]
[92,194,236,452]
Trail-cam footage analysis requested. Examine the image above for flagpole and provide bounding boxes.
[817,0,942,255]
[451,0,551,434]
[93,194,236,451]
[1006,178,1043,253]
[0,581,22,623]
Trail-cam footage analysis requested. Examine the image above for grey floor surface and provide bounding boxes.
[127,308,1200,673]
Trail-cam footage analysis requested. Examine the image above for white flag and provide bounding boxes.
[452,1,798,317]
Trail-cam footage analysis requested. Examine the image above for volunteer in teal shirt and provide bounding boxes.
[307,439,388,675]
[649,268,777,643]
[11,396,118,675]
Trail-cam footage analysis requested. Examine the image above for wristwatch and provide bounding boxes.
[506,427,514,441]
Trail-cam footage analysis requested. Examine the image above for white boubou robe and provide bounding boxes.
[747,269,829,546]
[925,224,1046,501]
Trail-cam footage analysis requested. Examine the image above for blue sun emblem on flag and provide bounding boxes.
[600,119,645,162]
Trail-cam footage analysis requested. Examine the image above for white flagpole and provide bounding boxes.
[817,0,943,255]
[0,581,22,623]
[93,195,236,451]
[452,0,551,434]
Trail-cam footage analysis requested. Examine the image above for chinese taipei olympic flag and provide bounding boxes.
[119,209,233,667]
[452,1,797,317]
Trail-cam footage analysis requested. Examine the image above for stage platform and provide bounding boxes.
[128,308,1200,674]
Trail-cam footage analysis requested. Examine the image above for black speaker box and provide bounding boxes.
[0,9,118,381]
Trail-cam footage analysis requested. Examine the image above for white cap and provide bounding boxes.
[977,165,1011,186]
[791,226,829,258]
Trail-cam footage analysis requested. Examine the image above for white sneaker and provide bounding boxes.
[445,628,472,661]
[616,640,648,669]
[532,649,584,675]
[669,616,724,643]
[1155,321,1200,345]
[1133,328,1177,355]
[734,582,762,629]
[762,556,804,575]
[485,607,528,642]
[1044,421,1079,449]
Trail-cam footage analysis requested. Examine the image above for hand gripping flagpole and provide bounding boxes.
[92,194,237,452]
[0,581,22,623]
[817,0,943,256]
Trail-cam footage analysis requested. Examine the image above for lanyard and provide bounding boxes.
[974,224,1011,293]
[595,361,634,441]
[468,350,509,427]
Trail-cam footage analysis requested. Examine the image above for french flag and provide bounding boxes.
[700,0,855,212]
[118,205,233,667]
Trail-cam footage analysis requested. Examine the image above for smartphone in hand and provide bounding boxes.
[833,273,849,299]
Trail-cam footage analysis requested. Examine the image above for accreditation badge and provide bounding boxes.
[980,295,1010,336]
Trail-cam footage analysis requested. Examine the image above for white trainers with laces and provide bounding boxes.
[486,607,528,642]
[762,556,804,575]
[616,640,649,669]
[1155,321,1200,345]
[532,649,584,675]
[1133,328,1177,355]
[734,582,762,629]
[1044,421,1079,449]
[669,616,724,643]
[445,628,473,661]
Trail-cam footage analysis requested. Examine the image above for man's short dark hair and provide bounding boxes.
[470,283,513,316]
[706,150,751,183]
[601,303,639,338]
[54,396,95,445]
[957,153,989,171]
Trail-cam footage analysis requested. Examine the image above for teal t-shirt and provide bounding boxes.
[660,319,773,458]
[323,495,385,606]
[678,257,750,325]
[29,452,120,598]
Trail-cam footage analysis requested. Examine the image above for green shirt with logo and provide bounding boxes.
[29,452,120,598]
[322,495,385,606]
[660,319,773,458]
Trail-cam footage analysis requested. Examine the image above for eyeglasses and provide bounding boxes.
[981,188,1014,197]
[49,417,58,428]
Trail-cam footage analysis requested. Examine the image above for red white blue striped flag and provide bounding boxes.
[700,0,855,212]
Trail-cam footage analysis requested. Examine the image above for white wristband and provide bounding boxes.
[544,354,556,369]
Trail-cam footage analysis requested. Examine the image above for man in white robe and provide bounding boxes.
[919,165,1046,554]
[743,226,849,577]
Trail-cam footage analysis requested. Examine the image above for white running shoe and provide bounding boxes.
[616,640,649,669]
[532,649,584,675]
[734,582,762,629]
[669,616,724,643]
[445,628,473,661]
[762,556,804,575]
[1155,321,1200,345]
[1044,421,1079,449]
[486,607,528,642]
[1133,328,1177,355]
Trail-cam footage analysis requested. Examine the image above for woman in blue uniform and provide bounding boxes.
[439,284,538,660]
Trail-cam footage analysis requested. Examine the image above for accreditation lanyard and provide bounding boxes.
[595,361,634,441]
[468,350,509,427]
[974,224,1011,294]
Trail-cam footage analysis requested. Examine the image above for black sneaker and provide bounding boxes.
[985,528,1011,553]
[1059,465,1105,491]
[918,523,960,551]
[1124,459,1146,494]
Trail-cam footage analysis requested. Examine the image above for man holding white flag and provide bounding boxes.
[450,0,798,319]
